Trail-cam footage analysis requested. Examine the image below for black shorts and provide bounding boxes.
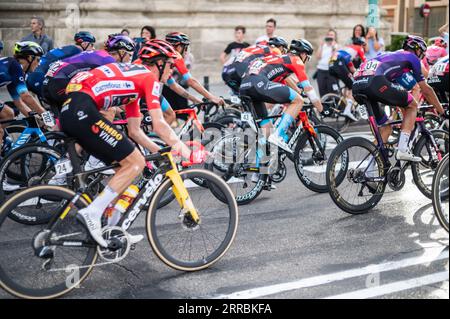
[329,58,353,89]
[222,64,241,95]
[428,74,449,103]
[42,77,70,115]
[352,75,414,125]
[162,85,188,120]
[239,75,296,119]
[59,92,135,165]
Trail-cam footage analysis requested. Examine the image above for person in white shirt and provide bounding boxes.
[255,18,277,44]
[315,29,339,97]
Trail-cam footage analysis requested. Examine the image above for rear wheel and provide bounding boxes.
[432,154,449,232]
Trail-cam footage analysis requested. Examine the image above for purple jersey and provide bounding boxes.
[355,50,425,83]
[46,50,115,79]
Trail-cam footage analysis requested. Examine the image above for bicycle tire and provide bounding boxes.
[0,144,63,224]
[411,129,449,199]
[146,169,238,271]
[0,186,97,299]
[432,153,449,232]
[294,125,344,193]
[326,137,387,214]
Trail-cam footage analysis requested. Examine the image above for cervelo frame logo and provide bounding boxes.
[122,174,164,230]
[91,81,135,96]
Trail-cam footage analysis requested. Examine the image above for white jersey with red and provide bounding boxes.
[331,44,366,68]
[66,62,161,118]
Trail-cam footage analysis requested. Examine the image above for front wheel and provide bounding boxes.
[146,169,239,271]
[432,154,449,232]
[293,125,344,193]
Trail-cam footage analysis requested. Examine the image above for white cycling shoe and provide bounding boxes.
[77,209,108,248]
[395,149,422,162]
[268,134,293,154]
[128,234,144,245]
[342,109,358,122]
[85,156,115,175]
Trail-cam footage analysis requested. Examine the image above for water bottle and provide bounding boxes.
[107,185,140,226]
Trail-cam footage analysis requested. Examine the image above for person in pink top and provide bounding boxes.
[422,38,447,71]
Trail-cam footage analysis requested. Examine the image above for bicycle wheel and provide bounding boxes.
[0,144,64,225]
[321,93,348,131]
[205,132,265,205]
[326,137,387,214]
[294,125,344,193]
[0,186,97,299]
[146,169,238,271]
[432,154,449,232]
[411,129,449,199]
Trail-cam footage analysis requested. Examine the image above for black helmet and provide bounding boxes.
[165,32,190,46]
[74,31,96,44]
[268,36,288,50]
[289,39,314,56]
[403,35,427,57]
[352,37,366,46]
[13,41,44,58]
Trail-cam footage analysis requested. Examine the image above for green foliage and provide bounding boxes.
[386,34,407,52]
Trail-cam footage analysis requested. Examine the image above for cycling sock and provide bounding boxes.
[398,132,411,153]
[87,186,118,219]
[275,113,294,137]
[344,99,353,113]
[256,137,267,167]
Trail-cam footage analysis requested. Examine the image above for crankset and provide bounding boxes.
[270,161,287,183]
[387,166,406,191]
[97,226,131,262]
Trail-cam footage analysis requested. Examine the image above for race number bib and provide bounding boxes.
[360,60,380,76]
[248,59,266,75]
[55,159,73,177]
[41,111,56,127]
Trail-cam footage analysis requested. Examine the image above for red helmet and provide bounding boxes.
[138,39,178,62]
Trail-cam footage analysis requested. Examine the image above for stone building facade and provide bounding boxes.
[1,0,390,83]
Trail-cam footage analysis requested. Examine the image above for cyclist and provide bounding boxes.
[240,39,323,152]
[42,34,133,113]
[164,32,225,107]
[427,55,449,104]
[352,35,445,162]
[26,31,96,99]
[222,36,288,95]
[422,38,447,72]
[60,40,207,247]
[329,37,367,122]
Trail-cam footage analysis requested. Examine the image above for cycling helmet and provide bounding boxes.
[425,45,446,66]
[434,37,447,49]
[352,37,366,46]
[105,34,135,52]
[268,36,288,50]
[13,41,44,58]
[74,31,96,44]
[403,35,427,58]
[289,39,314,56]
[138,39,178,62]
[165,32,190,46]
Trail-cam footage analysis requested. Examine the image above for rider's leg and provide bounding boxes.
[396,95,420,161]
[0,103,15,150]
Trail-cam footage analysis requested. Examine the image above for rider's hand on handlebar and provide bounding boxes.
[210,96,225,106]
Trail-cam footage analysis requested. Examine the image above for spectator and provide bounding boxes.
[132,25,156,61]
[121,28,130,36]
[365,26,384,60]
[346,24,366,46]
[439,23,449,54]
[21,16,54,54]
[315,29,339,97]
[220,25,250,65]
[255,18,277,44]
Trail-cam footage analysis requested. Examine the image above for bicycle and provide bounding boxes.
[205,95,344,205]
[326,94,449,214]
[432,153,449,232]
[0,138,239,299]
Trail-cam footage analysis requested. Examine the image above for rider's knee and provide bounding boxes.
[0,104,14,120]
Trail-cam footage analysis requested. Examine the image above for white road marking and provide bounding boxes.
[324,272,449,299]
[214,247,448,299]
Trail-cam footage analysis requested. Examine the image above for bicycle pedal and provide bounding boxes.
[130,244,136,251]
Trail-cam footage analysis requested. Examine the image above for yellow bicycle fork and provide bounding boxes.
[162,151,201,224]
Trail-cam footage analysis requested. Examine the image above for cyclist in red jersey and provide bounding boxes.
[60,40,206,247]
[165,32,225,106]
[240,39,322,152]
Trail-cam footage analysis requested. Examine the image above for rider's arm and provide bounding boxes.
[186,76,224,105]
[126,116,162,153]
[166,79,202,104]
[12,98,32,116]
[160,96,176,125]
[289,58,323,112]
[19,91,46,115]
[418,80,444,115]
